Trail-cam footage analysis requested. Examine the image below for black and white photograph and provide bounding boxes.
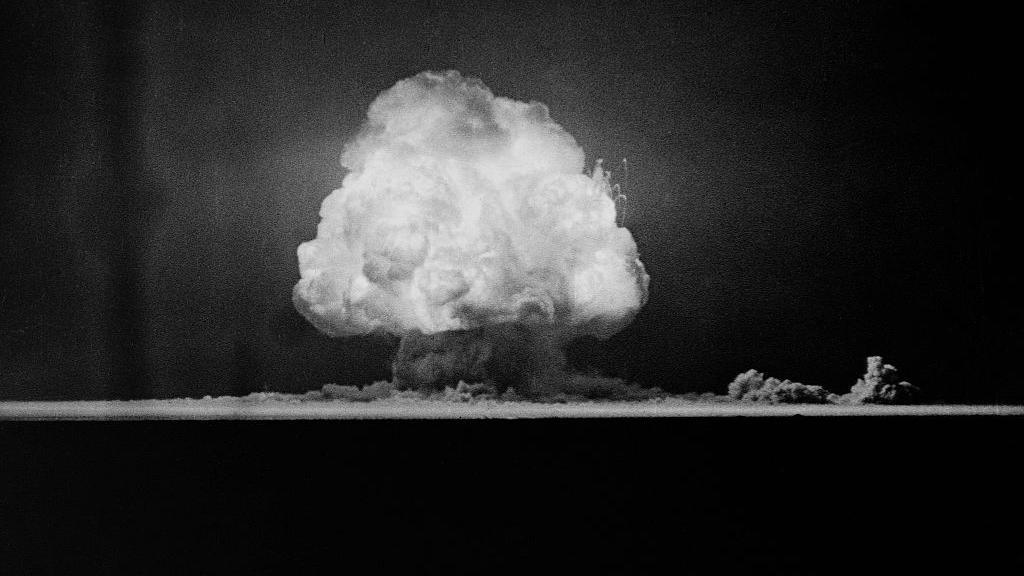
[2,0,1021,571]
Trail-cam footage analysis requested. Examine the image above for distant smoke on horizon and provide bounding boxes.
[727,369,832,404]
[838,356,921,404]
[727,356,921,405]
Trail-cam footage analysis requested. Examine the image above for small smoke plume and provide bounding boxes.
[727,357,921,405]
[321,380,396,401]
[727,369,833,404]
[294,71,649,398]
[838,356,921,405]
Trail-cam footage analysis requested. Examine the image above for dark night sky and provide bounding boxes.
[1,0,1018,401]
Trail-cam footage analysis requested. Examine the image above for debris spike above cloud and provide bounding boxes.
[294,71,649,339]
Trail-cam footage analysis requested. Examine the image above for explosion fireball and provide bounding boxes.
[294,71,649,397]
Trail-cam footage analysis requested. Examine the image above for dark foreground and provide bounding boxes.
[3,408,1022,572]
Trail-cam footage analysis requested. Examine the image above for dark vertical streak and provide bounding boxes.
[97,0,149,399]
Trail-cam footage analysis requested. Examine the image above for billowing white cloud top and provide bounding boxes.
[294,71,648,338]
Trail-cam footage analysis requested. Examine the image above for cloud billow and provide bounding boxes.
[294,71,648,341]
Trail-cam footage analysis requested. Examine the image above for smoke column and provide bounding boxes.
[294,71,649,397]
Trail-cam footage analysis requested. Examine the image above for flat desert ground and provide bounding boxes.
[2,397,1022,419]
